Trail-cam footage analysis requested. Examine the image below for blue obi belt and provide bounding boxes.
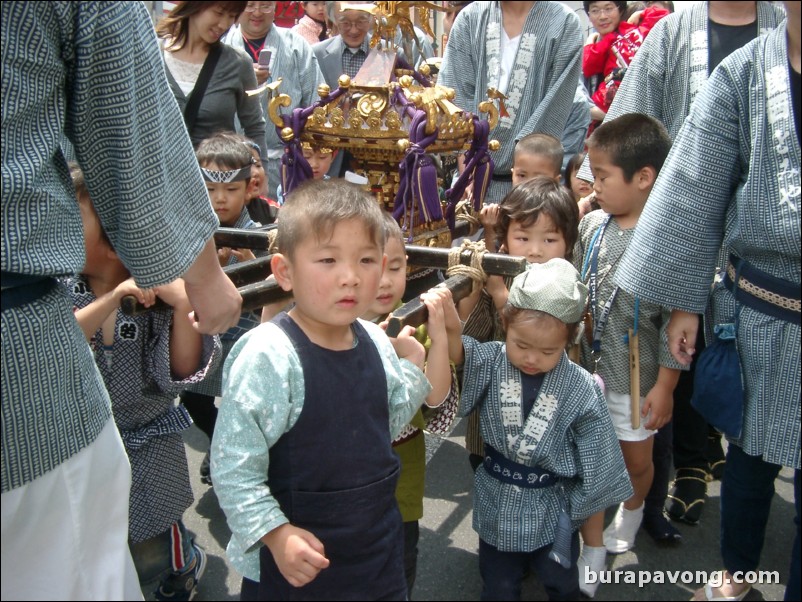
[483,444,557,488]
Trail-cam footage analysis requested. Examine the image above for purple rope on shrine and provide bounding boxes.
[394,55,433,88]
[444,117,494,230]
[392,111,442,239]
[279,86,348,196]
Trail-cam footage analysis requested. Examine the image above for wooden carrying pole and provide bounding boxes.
[214,227,274,251]
[385,274,472,337]
[405,245,527,277]
[120,278,291,317]
[120,256,275,316]
[213,221,474,251]
[122,240,528,317]
[629,327,641,429]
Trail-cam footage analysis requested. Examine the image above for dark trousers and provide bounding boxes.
[721,444,800,601]
[645,421,673,518]
[180,390,217,441]
[240,576,259,601]
[402,520,420,597]
[479,534,580,601]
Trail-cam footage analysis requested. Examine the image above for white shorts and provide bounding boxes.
[606,390,657,442]
[1,420,142,601]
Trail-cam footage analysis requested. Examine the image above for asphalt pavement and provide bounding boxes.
[153,418,796,601]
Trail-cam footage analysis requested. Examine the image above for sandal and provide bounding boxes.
[666,467,707,525]
[691,571,751,601]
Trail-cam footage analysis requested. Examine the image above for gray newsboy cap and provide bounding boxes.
[507,258,588,323]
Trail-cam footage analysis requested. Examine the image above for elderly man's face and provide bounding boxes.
[335,2,372,48]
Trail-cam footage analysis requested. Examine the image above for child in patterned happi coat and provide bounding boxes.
[458,176,581,471]
[179,133,269,486]
[66,162,220,601]
[441,258,632,601]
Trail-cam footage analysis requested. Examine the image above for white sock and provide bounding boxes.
[578,545,607,597]
[581,544,607,566]
[603,503,644,553]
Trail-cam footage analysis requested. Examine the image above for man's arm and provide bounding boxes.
[67,3,240,334]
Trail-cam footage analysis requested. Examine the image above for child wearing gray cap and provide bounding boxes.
[431,258,632,601]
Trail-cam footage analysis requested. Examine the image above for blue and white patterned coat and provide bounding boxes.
[615,24,800,469]
[66,277,220,542]
[460,337,632,552]
[1,2,219,493]
[439,2,582,202]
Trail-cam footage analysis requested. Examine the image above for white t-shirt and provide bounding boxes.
[498,28,521,94]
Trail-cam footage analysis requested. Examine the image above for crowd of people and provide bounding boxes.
[1,1,799,602]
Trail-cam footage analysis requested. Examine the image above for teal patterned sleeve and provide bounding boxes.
[211,324,306,566]
[459,337,504,417]
[360,320,432,440]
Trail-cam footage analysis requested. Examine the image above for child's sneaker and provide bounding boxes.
[603,503,643,554]
[154,544,207,601]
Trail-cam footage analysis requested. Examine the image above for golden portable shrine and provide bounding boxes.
[122,2,530,326]
[267,1,501,250]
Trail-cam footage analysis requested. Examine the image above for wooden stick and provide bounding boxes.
[215,227,274,251]
[629,328,641,429]
[239,279,293,313]
[225,255,274,287]
[120,257,275,316]
[405,245,527,277]
[120,295,169,317]
[213,218,473,251]
[385,274,473,337]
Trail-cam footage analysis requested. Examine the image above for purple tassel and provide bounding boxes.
[444,117,493,229]
[277,86,348,197]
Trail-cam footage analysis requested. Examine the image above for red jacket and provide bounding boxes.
[583,6,668,112]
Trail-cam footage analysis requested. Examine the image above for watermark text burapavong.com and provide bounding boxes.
[583,568,780,589]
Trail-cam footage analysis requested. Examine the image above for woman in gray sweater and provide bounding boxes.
[156,1,266,157]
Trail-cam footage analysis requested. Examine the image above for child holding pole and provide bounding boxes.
[211,179,433,600]
[362,212,459,595]
[179,132,268,485]
[442,258,632,601]
[573,113,685,597]
[66,163,220,601]
[459,177,581,470]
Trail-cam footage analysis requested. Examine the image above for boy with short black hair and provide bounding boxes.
[180,132,267,486]
[211,179,433,600]
[573,112,683,597]
[511,133,564,186]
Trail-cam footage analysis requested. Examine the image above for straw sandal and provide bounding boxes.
[666,467,707,525]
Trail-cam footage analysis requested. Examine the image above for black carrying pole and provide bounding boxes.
[122,232,526,316]
[385,274,473,337]
[120,256,275,316]
[404,245,526,277]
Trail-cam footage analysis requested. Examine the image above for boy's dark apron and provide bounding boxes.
[258,313,406,601]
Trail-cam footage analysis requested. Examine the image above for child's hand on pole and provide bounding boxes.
[385,325,426,370]
[114,277,156,307]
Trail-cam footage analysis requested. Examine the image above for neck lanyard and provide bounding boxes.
[587,216,618,358]
[242,35,265,62]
